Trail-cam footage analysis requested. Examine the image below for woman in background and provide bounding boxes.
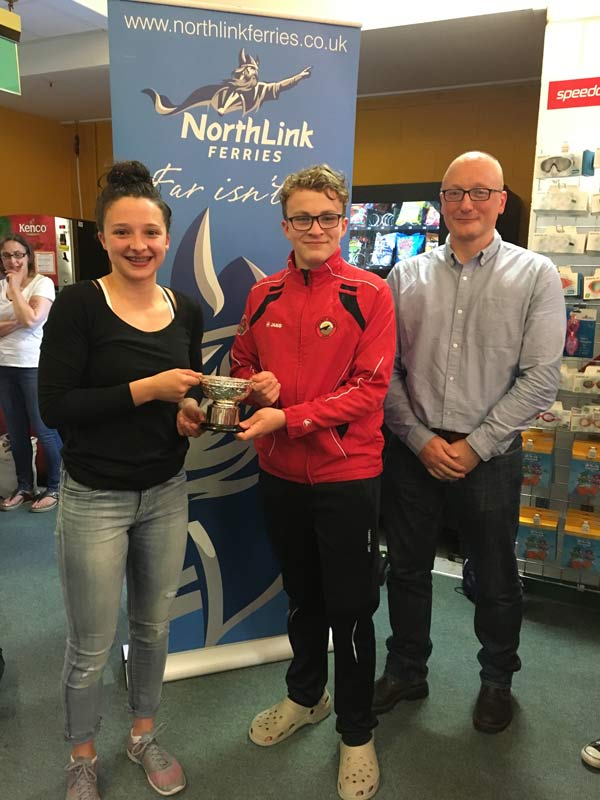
[38,160,205,800]
[0,233,62,512]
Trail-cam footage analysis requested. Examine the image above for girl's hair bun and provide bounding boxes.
[106,160,152,188]
[96,159,172,232]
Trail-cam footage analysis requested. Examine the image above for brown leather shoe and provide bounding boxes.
[372,674,429,715]
[473,686,513,733]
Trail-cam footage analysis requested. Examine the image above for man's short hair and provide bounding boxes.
[280,164,349,217]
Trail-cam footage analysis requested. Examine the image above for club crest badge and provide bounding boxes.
[317,318,336,337]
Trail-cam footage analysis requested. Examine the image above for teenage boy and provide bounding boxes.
[230,164,396,800]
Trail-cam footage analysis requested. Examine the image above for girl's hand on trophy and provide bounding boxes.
[130,369,202,406]
[177,398,206,437]
[235,408,286,441]
[249,371,281,406]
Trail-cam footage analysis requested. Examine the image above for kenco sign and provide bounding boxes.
[548,77,600,109]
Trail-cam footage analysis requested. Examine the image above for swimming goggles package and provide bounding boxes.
[534,401,571,430]
[535,153,582,179]
[584,269,600,299]
[586,231,600,254]
[571,405,600,432]
[532,185,588,214]
[559,266,581,297]
[573,365,600,395]
[532,225,586,254]
[564,305,596,359]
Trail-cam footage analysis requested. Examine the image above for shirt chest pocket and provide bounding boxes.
[471,297,525,349]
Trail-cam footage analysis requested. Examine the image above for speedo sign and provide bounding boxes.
[548,77,600,109]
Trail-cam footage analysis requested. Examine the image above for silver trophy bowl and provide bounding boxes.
[200,375,253,432]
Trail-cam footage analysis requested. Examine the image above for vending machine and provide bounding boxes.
[349,182,523,279]
[0,214,109,288]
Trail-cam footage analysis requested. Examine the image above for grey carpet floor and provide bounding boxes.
[1,506,600,799]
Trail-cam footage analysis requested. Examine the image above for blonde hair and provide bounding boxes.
[280,164,349,217]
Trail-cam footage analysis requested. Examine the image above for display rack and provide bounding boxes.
[522,150,600,591]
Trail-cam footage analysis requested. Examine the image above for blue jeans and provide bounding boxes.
[382,435,523,688]
[0,366,62,492]
[56,466,189,744]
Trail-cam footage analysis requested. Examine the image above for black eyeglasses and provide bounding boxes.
[286,213,343,231]
[440,188,503,202]
[1,251,27,260]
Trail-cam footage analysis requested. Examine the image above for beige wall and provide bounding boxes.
[65,120,114,221]
[0,116,113,221]
[1,111,73,217]
[354,82,541,244]
[1,82,540,239]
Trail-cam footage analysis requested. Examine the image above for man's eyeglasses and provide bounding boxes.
[286,213,343,231]
[440,188,503,202]
[1,251,27,261]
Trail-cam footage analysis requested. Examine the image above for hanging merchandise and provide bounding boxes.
[534,152,582,179]
[582,150,596,177]
[572,365,600,394]
[534,400,571,430]
[583,268,600,298]
[532,226,587,254]
[559,265,582,296]
[585,231,600,254]
[570,405,600,433]
[564,305,596,359]
[532,184,589,214]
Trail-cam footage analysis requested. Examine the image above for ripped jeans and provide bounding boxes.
[56,466,188,744]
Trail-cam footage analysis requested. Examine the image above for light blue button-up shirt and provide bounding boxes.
[384,231,566,461]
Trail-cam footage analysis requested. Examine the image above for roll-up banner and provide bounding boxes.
[107,0,361,680]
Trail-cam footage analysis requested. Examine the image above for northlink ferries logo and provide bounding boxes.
[167,208,286,650]
[143,48,311,117]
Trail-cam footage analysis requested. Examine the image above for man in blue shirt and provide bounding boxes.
[375,151,565,733]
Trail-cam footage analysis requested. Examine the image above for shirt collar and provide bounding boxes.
[287,247,344,275]
[444,230,502,267]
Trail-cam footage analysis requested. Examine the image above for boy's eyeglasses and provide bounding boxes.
[286,213,343,231]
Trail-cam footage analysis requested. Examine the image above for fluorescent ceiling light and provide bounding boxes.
[72,0,107,15]
[546,0,598,21]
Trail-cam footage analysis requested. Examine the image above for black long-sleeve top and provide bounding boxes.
[38,280,203,490]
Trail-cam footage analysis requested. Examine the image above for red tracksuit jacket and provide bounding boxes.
[230,249,396,485]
